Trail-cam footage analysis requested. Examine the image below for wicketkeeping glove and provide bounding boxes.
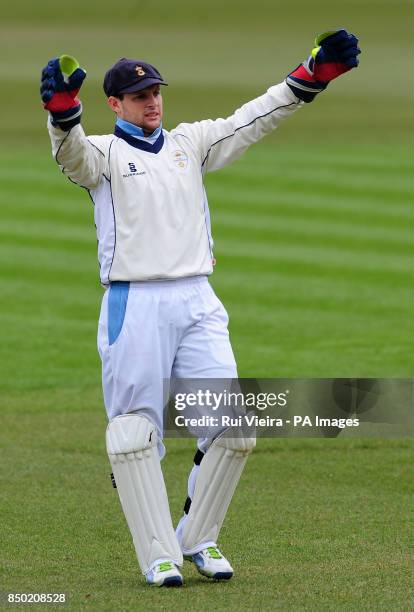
[40,55,86,130]
[286,29,361,103]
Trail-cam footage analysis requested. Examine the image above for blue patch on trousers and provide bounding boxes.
[108,281,130,345]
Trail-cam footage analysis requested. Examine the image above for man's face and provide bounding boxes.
[108,84,163,134]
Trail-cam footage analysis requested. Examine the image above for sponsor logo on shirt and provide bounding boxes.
[123,162,146,178]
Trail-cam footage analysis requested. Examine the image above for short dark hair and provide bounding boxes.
[115,94,124,100]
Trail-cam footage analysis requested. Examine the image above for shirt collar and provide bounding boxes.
[115,117,162,144]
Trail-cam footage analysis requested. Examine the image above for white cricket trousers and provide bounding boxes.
[97,275,237,454]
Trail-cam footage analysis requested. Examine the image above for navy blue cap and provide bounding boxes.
[103,58,168,97]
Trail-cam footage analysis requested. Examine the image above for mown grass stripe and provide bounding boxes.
[215,238,414,272]
[213,209,414,245]
[216,170,414,199]
[214,220,414,257]
[208,186,414,220]
[213,254,413,287]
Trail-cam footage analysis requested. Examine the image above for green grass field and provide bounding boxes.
[1,1,414,610]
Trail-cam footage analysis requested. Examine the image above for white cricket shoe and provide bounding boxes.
[145,561,183,587]
[190,546,233,580]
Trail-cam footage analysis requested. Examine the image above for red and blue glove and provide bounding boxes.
[286,29,361,102]
[40,56,86,130]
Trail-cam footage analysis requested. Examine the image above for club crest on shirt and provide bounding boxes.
[172,150,188,170]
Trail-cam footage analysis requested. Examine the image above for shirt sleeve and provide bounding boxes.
[172,81,303,174]
[47,119,110,189]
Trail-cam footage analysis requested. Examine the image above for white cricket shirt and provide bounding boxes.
[48,82,302,284]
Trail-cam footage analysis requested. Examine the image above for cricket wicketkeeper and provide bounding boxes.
[41,30,360,587]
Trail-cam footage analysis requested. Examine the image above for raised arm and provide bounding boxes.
[173,82,301,175]
[173,29,360,174]
[41,56,108,189]
[203,82,300,174]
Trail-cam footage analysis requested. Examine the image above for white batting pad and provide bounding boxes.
[181,431,256,554]
[106,414,183,574]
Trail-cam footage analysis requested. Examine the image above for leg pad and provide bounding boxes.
[106,414,183,573]
[181,431,256,554]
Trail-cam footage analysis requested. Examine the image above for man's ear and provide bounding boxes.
[107,96,121,114]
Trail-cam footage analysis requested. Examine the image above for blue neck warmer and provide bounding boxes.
[115,118,162,144]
